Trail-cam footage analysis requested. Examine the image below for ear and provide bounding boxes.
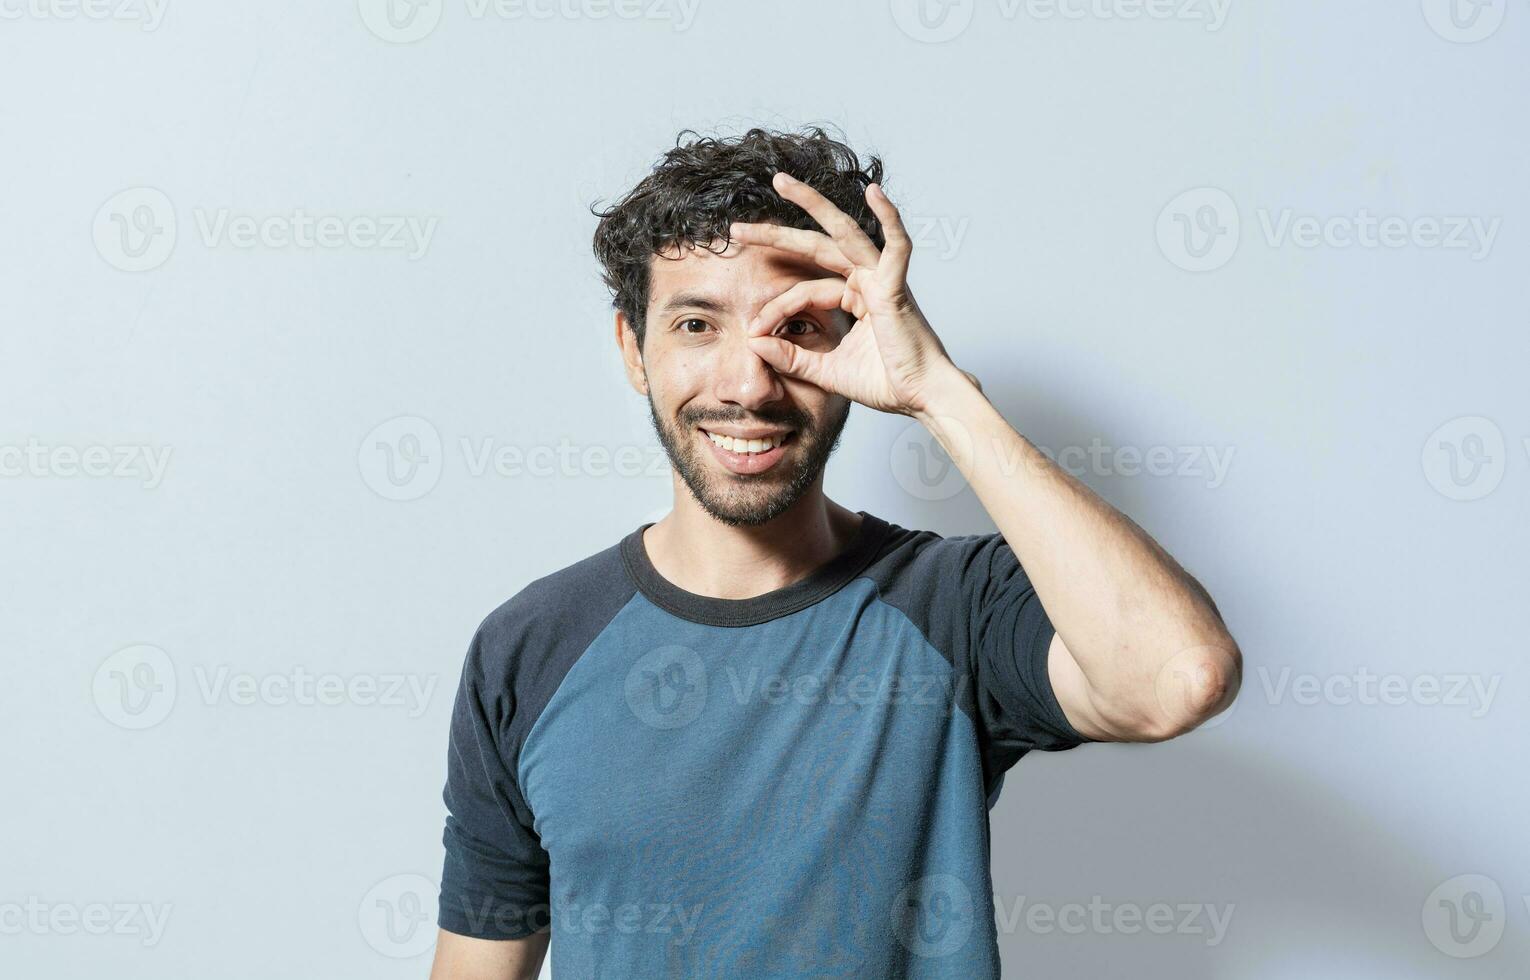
[615,311,648,396]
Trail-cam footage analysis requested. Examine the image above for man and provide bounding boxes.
[428,127,1241,979]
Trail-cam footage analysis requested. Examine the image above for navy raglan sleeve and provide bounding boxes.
[955,532,1093,760]
[437,622,549,940]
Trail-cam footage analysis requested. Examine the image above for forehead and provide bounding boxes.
[646,239,823,317]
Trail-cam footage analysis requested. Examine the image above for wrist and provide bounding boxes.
[910,362,987,425]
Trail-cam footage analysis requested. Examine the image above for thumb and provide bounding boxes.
[748,336,827,386]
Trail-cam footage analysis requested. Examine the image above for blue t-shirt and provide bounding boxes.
[437,512,1090,978]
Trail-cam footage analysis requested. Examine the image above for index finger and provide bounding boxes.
[729,222,857,278]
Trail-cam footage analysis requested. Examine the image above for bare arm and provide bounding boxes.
[428,929,548,980]
[914,370,1242,742]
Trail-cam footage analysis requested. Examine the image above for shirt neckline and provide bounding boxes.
[619,511,891,628]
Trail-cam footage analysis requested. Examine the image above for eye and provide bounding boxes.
[676,318,712,335]
[781,318,818,337]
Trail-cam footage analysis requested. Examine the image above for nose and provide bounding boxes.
[710,324,785,412]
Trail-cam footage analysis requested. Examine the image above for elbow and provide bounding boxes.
[1141,635,1242,742]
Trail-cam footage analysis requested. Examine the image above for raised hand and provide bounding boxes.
[732,172,976,418]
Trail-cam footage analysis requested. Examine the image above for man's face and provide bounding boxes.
[625,239,852,527]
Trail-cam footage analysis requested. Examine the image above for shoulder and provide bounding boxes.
[464,539,637,690]
[860,518,1032,660]
[863,519,1011,598]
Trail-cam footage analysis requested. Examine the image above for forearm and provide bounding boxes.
[913,367,1241,736]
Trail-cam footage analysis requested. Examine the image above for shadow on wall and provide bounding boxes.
[886,379,1528,977]
[987,738,1529,978]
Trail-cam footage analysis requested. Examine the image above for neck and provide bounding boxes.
[643,487,863,600]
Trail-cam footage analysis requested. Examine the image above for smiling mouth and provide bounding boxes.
[697,426,797,475]
[699,428,794,454]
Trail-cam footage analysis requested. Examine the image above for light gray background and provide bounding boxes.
[2,1,1527,977]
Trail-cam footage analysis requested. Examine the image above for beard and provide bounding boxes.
[646,392,851,527]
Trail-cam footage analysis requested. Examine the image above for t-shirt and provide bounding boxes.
[437,511,1091,978]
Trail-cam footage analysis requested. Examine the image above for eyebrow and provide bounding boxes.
[655,292,731,317]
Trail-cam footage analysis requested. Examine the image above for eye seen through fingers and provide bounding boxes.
[672,316,824,342]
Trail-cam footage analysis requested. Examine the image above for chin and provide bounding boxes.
[688,478,811,528]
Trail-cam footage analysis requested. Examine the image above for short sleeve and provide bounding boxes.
[962,533,1093,763]
[437,628,550,940]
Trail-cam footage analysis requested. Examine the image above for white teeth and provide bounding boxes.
[706,430,786,454]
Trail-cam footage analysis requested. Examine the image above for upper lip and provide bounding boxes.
[699,425,793,440]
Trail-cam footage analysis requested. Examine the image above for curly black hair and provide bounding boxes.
[592,125,885,348]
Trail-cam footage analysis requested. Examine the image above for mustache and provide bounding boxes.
[680,407,814,431]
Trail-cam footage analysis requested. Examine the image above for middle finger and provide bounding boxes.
[771,171,883,268]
